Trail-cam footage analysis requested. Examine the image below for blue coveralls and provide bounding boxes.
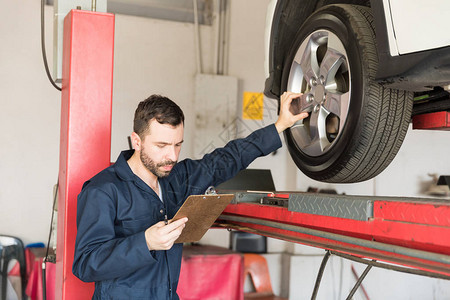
[72,124,281,299]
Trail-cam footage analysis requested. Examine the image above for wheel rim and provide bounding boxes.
[287,30,351,157]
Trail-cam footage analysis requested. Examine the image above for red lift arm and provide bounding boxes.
[216,192,450,278]
[413,111,450,130]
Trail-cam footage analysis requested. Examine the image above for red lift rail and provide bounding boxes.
[216,191,450,278]
[412,111,450,130]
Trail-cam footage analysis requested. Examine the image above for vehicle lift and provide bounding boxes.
[215,190,450,298]
[55,9,450,300]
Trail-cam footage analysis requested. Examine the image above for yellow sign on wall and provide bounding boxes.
[243,92,263,120]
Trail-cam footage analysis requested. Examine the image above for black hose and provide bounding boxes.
[346,262,373,300]
[311,250,331,300]
[42,261,47,300]
[41,0,61,91]
[42,179,58,300]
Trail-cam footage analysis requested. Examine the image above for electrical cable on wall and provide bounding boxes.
[41,0,61,91]
[40,0,61,298]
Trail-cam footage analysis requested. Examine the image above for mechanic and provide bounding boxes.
[72,92,308,299]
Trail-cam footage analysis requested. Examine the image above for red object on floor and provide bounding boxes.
[26,259,56,300]
[9,248,56,300]
[243,253,287,300]
[244,254,273,295]
[412,111,450,130]
[177,245,244,300]
[13,246,242,300]
[56,9,114,300]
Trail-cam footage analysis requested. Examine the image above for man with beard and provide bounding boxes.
[73,93,308,299]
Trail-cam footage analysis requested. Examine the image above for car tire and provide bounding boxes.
[281,4,413,183]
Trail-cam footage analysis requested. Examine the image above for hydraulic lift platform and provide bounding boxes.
[215,191,450,281]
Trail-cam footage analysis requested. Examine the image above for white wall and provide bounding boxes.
[226,0,296,191]
[294,126,450,197]
[0,0,213,245]
[112,10,214,162]
[0,1,61,244]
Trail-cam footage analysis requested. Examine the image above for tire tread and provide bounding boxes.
[323,5,412,182]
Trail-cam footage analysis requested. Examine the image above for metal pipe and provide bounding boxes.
[346,263,373,300]
[220,0,229,75]
[311,251,331,300]
[213,0,221,75]
[91,0,96,12]
[193,0,202,74]
[218,215,450,266]
[217,0,225,75]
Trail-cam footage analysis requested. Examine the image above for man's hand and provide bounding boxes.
[275,92,309,133]
[145,217,188,251]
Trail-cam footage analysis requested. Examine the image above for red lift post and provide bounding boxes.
[56,10,114,299]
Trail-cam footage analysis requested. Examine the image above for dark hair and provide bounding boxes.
[133,94,184,138]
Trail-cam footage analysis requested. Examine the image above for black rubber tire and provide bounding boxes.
[281,4,413,183]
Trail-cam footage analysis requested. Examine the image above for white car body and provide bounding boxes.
[385,0,450,55]
[265,0,450,78]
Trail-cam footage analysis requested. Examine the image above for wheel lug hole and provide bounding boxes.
[310,77,317,86]
[306,94,314,103]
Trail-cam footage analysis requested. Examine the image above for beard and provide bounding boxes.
[140,150,176,178]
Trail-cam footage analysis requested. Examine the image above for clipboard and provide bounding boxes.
[172,194,234,243]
